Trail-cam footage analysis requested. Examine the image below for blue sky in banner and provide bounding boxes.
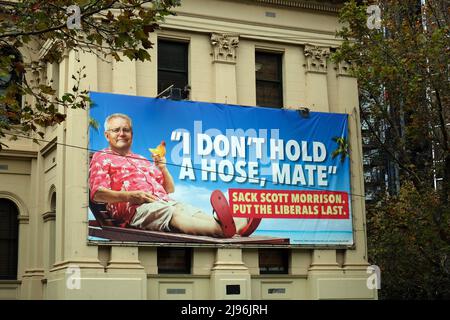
[89,92,353,245]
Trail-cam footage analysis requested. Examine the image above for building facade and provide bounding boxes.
[0,0,376,300]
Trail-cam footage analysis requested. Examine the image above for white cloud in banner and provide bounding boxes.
[170,183,218,215]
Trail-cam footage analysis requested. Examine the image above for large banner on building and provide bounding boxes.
[88,92,353,246]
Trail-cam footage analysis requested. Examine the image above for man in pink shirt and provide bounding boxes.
[89,113,247,237]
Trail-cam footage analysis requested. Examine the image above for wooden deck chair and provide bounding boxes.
[89,198,116,227]
[88,197,289,244]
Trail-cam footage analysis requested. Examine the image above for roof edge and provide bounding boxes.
[230,0,344,13]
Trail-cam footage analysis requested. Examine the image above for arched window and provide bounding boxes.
[0,46,23,125]
[50,192,56,212]
[0,198,19,279]
[48,191,56,266]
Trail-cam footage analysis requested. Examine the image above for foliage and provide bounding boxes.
[334,0,449,299]
[332,136,349,162]
[368,182,450,299]
[0,0,180,148]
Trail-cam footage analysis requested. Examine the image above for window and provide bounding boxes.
[259,249,289,274]
[49,192,56,267]
[0,46,23,124]
[0,199,19,280]
[157,39,189,99]
[255,51,283,108]
[157,247,192,274]
[50,192,56,212]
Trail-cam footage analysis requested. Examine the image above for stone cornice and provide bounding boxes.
[229,0,344,13]
[40,137,57,157]
[39,39,65,62]
[22,269,45,278]
[0,149,38,159]
[0,0,344,13]
[164,13,342,48]
[42,211,56,222]
[18,215,29,224]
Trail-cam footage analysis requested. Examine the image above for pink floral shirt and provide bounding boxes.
[89,148,170,226]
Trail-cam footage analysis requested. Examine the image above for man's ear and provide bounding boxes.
[104,131,109,140]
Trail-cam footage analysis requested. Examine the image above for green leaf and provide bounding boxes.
[0,0,180,147]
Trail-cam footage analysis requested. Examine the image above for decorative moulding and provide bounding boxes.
[210,33,239,64]
[229,0,343,13]
[42,211,56,222]
[303,44,330,74]
[335,60,354,77]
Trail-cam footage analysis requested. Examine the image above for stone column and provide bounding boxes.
[42,211,56,274]
[307,249,343,300]
[209,34,250,299]
[21,157,45,299]
[304,44,337,271]
[210,33,239,104]
[55,49,69,266]
[101,247,147,300]
[136,33,157,97]
[46,50,105,299]
[303,44,344,299]
[284,45,305,109]
[338,61,371,272]
[47,49,149,299]
[236,39,256,106]
[60,50,99,262]
[304,44,330,112]
[329,59,370,270]
[307,60,375,300]
[210,248,252,300]
[17,213,30,283]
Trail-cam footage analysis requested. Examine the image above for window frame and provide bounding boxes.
[157,39,189,97]
[255,51,284,108]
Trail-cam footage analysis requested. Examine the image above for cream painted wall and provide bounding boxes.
[189,34,214,103]
[0,0,375,300]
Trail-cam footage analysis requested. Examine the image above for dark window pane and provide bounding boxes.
[158,247,191,274]
[158,40,188,95]
[158,40,188,71]
[158,71,189,94]
[0,199,19,280]
[259,249,289,274]
[256,52,281,81]
[255,52,282,108]
[256,81,283,108]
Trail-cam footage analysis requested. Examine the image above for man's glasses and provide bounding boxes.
[107,127,132,134]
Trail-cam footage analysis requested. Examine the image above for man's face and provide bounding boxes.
[104,117,133,154]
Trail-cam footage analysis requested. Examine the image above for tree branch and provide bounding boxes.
[0,0,117,39]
